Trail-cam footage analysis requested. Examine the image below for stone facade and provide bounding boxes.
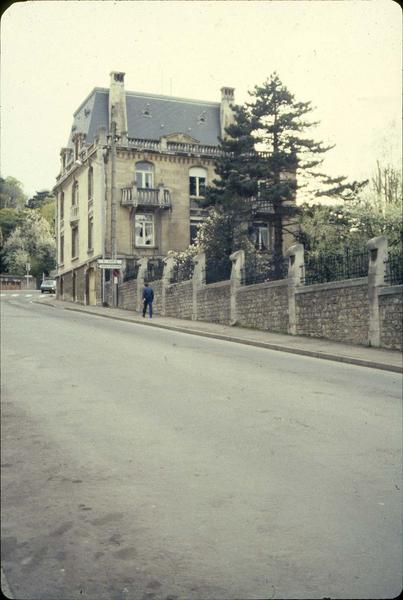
[53,72,294,309]
[379,287,403,350]
[196,282,231,325]
[236,281,289,333]
[295,280,369,345]
[165,281,193,320]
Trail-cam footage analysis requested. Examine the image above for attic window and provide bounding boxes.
[143,103,152,117]
[84,108,91,117]
[198,111,207,124]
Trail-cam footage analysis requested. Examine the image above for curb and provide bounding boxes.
[36,301,402,374]
[1,566,14,599]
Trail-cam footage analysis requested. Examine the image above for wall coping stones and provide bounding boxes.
[237,279,289,293]
[378,284,403,297]
[203,280,231,290]
[294,277,368,294]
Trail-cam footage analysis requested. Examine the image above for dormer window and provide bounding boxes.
[143,103,152,117]
[135,162,154,189]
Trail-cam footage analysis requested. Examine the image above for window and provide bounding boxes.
[72,181,79,206]
[135,213,154,247]
[190,222,202,245]
[135,162,154,189]
[60,192,64,219]
[60,235,64,263]
[71,226,79,258]
[88,166,93,201]
[189,167,207,197]
[88,217,93,251]
[251,225,270,251]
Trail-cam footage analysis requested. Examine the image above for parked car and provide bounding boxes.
[40,279,56,294]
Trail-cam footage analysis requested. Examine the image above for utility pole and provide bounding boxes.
[110,115,118,307]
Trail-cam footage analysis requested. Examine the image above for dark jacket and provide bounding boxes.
[142,286,154,302]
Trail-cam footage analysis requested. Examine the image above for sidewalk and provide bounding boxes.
[36,297,402,374]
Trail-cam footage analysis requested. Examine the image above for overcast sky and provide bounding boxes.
[1,0,401,198]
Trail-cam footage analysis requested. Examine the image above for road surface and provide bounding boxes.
[1,291,402,599]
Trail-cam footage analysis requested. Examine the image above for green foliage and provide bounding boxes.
[38,199,56,234]
[0,208,25,245]
[27,190,55,210]
[2,210,56,277]
[0,177,27,209]
[297,162,402,255]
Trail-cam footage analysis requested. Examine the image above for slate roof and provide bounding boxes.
[68,88,221,148]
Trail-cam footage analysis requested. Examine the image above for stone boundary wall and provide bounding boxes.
[165,281,193,320]
[150,280,163,316]
[236,280,289,333]
[378,286,403,350]
[57,237,402,351]
[295,279,369,345]
[118,280,138,311]
[196,281,231,325]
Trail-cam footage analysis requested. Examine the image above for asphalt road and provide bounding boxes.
[1,292,402,600]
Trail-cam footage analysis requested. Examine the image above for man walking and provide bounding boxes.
[142,282,154,318]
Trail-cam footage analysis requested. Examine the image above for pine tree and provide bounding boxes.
[205,73,367,272]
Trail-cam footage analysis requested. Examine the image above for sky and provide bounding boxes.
[1,0,401,199]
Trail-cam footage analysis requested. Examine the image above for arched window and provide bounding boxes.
[135,162,154,189]
[189,167,207,197]
[88,166,93,200]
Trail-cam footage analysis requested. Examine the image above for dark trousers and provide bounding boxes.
[143,299,153,317]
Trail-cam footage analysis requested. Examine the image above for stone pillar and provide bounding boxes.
[136,257,149,313]
[229,250,245,325]
[285,243,304,335]
[367,236,388,347]
[161,256,176,316]
[192,252,206,321]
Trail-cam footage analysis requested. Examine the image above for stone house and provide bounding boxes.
[53,71,294,305]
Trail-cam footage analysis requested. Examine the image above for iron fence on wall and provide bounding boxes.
[123,262,139,282]
[170,261,195,284]
[204,257,232,284]
[241,254,289,286]
[301,249,368,285]
[146,258,165,282]
[385,252,403,285]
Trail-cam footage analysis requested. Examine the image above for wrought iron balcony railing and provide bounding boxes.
[121,186,171,209]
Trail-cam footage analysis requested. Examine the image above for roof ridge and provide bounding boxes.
[125,90,220,106]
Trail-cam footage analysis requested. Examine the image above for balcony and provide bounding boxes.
[70,204,80,222]
[251,197,275,215]
[121,186,171,209]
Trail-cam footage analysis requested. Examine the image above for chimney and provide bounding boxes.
[220,87,235,139]
[109,71,128,136]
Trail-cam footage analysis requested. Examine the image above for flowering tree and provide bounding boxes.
[2,210,56,277]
